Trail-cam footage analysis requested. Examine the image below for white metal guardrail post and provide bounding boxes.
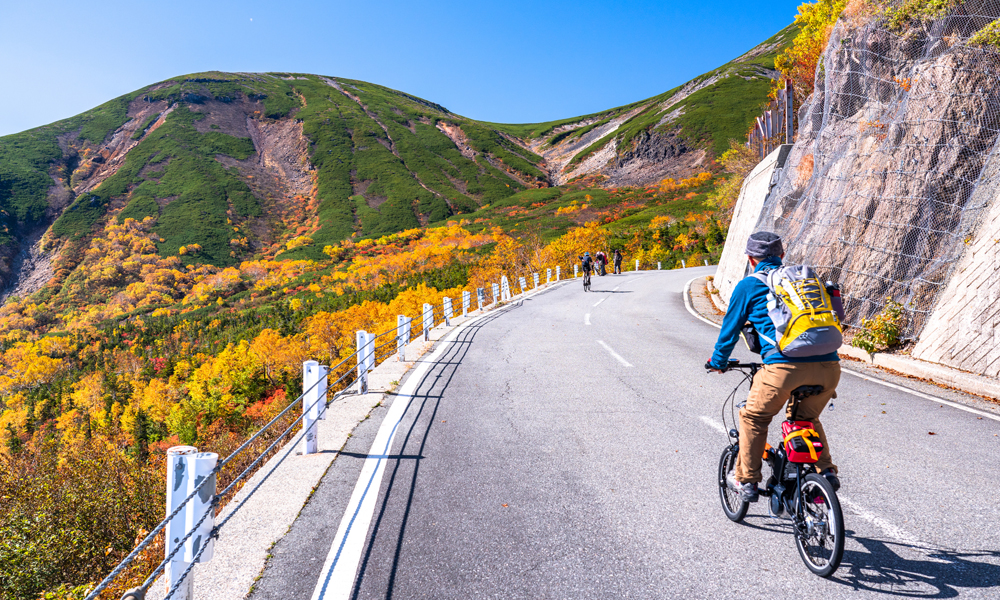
[546,268,552,284]
[477,287,484,310]
[184,452,217,565]
[658,262,661,270]
[316,365,329,420]
[533,272,539,288]
[519,276,526,294]
[500,276,510,301]
[556,266,561,281]
[423,303,433,341]
[302,361,320,454]
[682,259,687,268]
[574,264,578,278]
[443,296,453,326]
[166,446,197,600]
[397,315,411,361]
[492,282,500,304]
[462,290,470,316]
[704,259,709,266]
[635,259,640,271]
[356,331,374,393]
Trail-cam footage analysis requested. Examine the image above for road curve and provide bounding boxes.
[250,268,1000,599]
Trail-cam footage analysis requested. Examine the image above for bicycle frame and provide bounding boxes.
[720,361,814,521]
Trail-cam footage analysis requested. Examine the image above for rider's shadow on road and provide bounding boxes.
[834,533,1000,597]
[741,516,1000,596]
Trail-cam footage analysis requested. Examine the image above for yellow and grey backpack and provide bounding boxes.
[752,266,842,358]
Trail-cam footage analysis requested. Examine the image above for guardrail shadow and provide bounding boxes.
[739,516,1000,596]
[350,304,518,600]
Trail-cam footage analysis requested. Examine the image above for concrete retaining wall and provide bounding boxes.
[715,144,791,303]
[912,169,1000,377]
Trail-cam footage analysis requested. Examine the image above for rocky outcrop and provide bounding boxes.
[715,3,1000,379]
[751,4,1000,340]
[604,129,708,187]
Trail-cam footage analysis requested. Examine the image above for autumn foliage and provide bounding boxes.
[0,180,729,598]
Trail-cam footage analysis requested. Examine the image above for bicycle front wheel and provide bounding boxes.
[794,473,845,577]
[718,445,748,522]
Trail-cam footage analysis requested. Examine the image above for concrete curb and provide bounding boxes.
[144,277,572,600]
[690,275,1000,401]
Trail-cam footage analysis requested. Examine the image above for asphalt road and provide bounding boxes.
[251,268,1000,599]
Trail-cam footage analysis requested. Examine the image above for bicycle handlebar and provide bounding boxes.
[704,358,762,373]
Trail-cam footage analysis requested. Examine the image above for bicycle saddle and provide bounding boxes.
[790,385,824,400]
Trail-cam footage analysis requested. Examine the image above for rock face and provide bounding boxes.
[753,4,1000,343]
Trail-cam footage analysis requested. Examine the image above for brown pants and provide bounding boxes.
[735,361,840,483]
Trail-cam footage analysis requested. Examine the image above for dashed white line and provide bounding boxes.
[597,340,633,367]
[839,496,926,548]
[585,313,591,325]
[700,415,729,435]
[593,297,606,307]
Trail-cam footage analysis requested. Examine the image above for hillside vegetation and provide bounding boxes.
[0,18,799,600]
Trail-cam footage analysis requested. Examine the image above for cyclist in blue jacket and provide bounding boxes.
[706,232,840,502]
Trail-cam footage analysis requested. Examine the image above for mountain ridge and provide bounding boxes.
[0,23,795,302]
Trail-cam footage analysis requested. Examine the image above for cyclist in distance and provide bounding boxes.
[580,252,594,276]
[705,232,840,503]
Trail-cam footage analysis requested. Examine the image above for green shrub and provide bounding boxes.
[851,298,906,353]
[885,0,958,32]
[970,19,1000,48]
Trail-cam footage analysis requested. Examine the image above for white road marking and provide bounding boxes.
[700,415,729,435]
[683,276,722,329]
[841,368,1000,423]
[593,297,606,307]
[613,285,621,291]
[585,313,591,325]
[839,496,927,548]
[597,340,633,367]
[310,314,487,600]
[681,276,1000,423]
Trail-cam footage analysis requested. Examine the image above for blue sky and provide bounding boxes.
[0,0,801,136]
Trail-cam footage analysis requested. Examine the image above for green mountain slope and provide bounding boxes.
[0,23,794,293]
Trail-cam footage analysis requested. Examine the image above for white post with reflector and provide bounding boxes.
[183,452,217,564]
[422,304,433,341]
[302,361,320,454]
[165,446,197,600]
[397,315,411,361]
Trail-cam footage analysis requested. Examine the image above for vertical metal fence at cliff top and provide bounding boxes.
[86,270,572,600]
[754,3,1000,340]
[748,81,794,159]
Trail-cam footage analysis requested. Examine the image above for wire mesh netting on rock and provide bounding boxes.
[758,0,1000,340]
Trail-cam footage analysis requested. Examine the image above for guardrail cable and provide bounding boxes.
[91,308,467,598]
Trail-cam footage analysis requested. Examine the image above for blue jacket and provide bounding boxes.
[709,256,839,368]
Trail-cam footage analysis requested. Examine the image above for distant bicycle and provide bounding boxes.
[583,269,592,291]
[715,360,845,577]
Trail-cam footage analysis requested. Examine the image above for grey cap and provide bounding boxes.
[745,231,783,258]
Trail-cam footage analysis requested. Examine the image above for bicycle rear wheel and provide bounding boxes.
[718,445,748,522]
[794,473,844,577]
